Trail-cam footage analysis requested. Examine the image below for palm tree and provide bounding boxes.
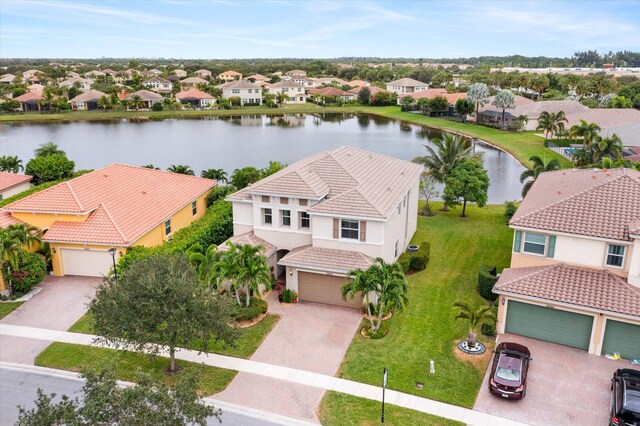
[368,258,408,332]
[519,155,561,198]
[39,87,56,112]
[0,155,24,173]
[167,165,195,175]
[536,111,567,139]
[129,94,143,110]
[187,243,225,289]
[275,92,290,106]
[34,141,65,158]
[262,93,276,108]
[97,95,111,111]
[413,133,472,183]
[141,164,160,170]
[491,89,515,129]
[235,248,271,307]
[201,168,227,183]
[593,133,623,163]
[0,223,42,295]
[516,114,529,133]
[453,301,495,349]
[569,119,601,149]
[342,267,378,331]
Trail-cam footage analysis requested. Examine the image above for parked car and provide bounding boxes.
[489,342,531,400]
[610,369,640,426]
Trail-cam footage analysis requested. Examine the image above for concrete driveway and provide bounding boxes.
[474,333,640,426]
[0,276,100,364]
[215,292,362,423]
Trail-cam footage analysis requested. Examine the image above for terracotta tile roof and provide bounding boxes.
[14,91,42,102]
[0,172,32,191]
[510,168,640,241]
[512,100,588,118]
[347,86,390,96]
[4,164,216,245]
[408,88,447,100]
[176,88,214,100]
[228,147,423,219]
[246,74,270,81]
[0,74,15,83]
[478,95,534,112]
[70,89,107,103]
[0,210,23,228]
[309,87,350,97]
[218,231,277,258]
[218,70,241,76]
[278,245,375,274]
[494,264,640,317]
[347,80,369,88]
[180,76,208,85]
[386,77,428,87]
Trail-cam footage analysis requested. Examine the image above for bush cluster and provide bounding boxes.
[230,297,268,321]
[399,243,431,273]
[3,253,46,296]
[281,288,298,303]
[206,186,234,206]
[504,201,517,222]
[478,265,499,301]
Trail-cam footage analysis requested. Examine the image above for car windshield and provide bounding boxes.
[496,367,521,382]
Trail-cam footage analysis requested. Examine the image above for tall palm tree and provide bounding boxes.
[34,141,65,158]
[201,168,227,183]
[593,133,623,163]
[368,258,408,332]
[413,133,472,183]
[167,165,194,175]
[187,243,225,289]
[519,155,561,198]
[516,114,529,133]
[0,155,24,173]
[39,87,56,112]
[536,111,567,139]
[342,267,378,331]
[569,119,601,149]
[453,301,495,348]
[236,250,271,307]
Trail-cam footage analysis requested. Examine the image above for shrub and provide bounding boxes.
[230,297,268,321]
[504,201,517,222]
[482,319,496,336]
[25,153,75,185]
[398,256,411,273]
[151,102,163,111]
[4,253,46,296]
[282,288,297,303]
[362,321,388,339]
[478,266,499,301]
[409,243,431,271]
[206,186,234,206]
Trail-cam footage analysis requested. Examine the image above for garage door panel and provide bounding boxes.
[602,320,640,360]
[506,301,593,351]
[62,249,112,277]
[298,272,361,308]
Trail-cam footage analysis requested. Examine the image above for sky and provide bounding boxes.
[1,0,639,59]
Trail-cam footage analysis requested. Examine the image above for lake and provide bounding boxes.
[0,113,526,203]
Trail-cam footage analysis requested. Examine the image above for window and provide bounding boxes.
[280,197,288,205]
[191,200,197,216]
[606,244,626,268]
[164,219,171,235]
[263,208,272,225]
[232,89,240,94]
[281,210,291,226]
[341,219,359,239]
[299,199,308,206]
[300,211,310,228]
[394,240,399,258]
[522,232,546,255]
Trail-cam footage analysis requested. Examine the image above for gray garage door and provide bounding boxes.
[506,301,594,351]
[601,320,640,360]
[298,272,361,309]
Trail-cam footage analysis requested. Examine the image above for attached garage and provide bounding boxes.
[60,248,112,277]
[506,301,594,351]
[298,272,361,309]
[601,319,640,360]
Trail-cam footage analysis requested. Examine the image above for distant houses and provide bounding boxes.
[69,89,107,111]
[267,81,306,104]
[180,76,208,87]
[126,90,164,109]
[142,76,173,94]
[386,78,428,95]
[219,80,263,105]
[217,70,242,82]
[176,88,215,108]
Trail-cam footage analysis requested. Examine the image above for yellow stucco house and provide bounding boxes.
[1,164,216,284]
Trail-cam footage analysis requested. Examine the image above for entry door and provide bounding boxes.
[61,249,112,277]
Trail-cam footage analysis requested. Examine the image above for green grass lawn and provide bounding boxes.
[0,302,22,320]
[35,343,236,395]
[332,202,512,409]
[68,312,279,359]
[318,392,463,426]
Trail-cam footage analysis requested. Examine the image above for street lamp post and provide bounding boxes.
[108,248,118,284]
[381,367,388,424]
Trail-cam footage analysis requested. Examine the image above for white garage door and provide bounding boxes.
[61,249,113,277]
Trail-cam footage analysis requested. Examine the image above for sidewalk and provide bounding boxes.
[0,324,529,426]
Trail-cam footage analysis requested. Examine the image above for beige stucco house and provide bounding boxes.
[217,70,242,82]
[219,80,262,105]
[494,168,640,359]
[385,78,428,95]
[266,81,306,104]
[225,147,423,308]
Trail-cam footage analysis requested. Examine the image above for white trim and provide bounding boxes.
[510,225,632,244]
[279,264,349,277]
[313,235,384,247]
[308,211,386,222]
[603,243,626,270]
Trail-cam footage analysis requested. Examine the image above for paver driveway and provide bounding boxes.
[474,333,640,426]
[215,292,362,423]
[0,276,100,364]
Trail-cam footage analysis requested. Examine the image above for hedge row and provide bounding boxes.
[117,200,233,272]
[478,265,499,301]
[398,242,431,273]
[2,253,46,296]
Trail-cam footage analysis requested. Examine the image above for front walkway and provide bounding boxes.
[0,323,527,425]
[474,333,639,425]
[0,276,100,364]
[215,292,363,423]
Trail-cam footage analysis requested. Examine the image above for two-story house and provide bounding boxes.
[225,147,423,308]
[219,80,263,105]
[494,168,640,359]
[142,76,172,95]
[385,78,428,95]
[267,81,306,104]
[217,70,242,82]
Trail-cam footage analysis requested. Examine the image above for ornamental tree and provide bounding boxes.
[443,158,489,217]
[466,82,489,118]
[25,153,75,185]
[492,89,516,129]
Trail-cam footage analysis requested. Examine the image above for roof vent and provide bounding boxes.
[103,174,108,177]
[387,187,392,191]
[142,191,147,195]
[556,191,562,195]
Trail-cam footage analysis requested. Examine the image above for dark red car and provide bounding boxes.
[489,342,532,400]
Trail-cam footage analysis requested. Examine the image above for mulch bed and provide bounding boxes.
[453,339,495,373]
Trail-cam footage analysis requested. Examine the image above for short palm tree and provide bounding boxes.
[0,223,42,295]
[413,133,472,183]
[519,156,561,198]
[187,243,225,289]
[201,168,227,183]
[40,87,56,111]
[593,133,623,163]
[342,267,379,331]
[97,95,111,111]
[368,258,408,332]
[516,114,529,133]
[453,301,495,348]
[569,119,601,149]
[0,155,24,173]
[34,141,65,158]
[536,111,567,139]
[167,165,195,175]
[276,92,290,106]
[141,164,160,170]
[236,251,271,307]
[129,94,143,110]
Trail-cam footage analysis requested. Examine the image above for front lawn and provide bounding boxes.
[0,301,22,320]
[35,343,236,395]
[68,311,279,359]
[334,203,513,408]
[318,391,463,426]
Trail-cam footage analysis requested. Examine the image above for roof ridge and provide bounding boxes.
[65,181,85,211]
[99,203,127,243]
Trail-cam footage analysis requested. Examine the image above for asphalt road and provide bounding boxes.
[0,366,310,426]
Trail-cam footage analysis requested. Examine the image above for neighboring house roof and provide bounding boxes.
[0,172,32,191]
[143,76,171,84]
[386,78,428,87]
[4,164,216,245]
[70,89,107,103]
[218,80,262,90]
[101,68,117,75]
[85,70,105,77]
[285,69,306,75]
[314,77,347,85]
[246,74,270,81]
[268,81,304,89]
[127,90,164,102]
[309,87,351,97]
[180,76,208,85]
[478,95,534,112]
[494,264,640,318]
[28,84,45,92]
[0,210,23,228]
[59,77,93,87]
[0,74,15,83]
[13,91,42,103]
[175,88,214,100]
[407,88,448,100]
[347,80,369,88]
[228,147,423,219]
[278,245,375,274]
[510,100,588,118]
[564,108,640,147]
[347,86,390,96]
[624,146,640,163]
[218,70,241,76]
[218,231,277,258]
[510,168,640,241]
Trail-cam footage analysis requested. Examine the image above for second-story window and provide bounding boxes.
[263,208,272,225]
[192,200,197,216]
[281,210,291,226]
[522,232,546,255]
[606,244,625,268]
[164,219,171,235]
[341,219,359,239]
[300,211,310,228]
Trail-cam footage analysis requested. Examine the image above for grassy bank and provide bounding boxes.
[333,202,512,409]
[0,302,23,320]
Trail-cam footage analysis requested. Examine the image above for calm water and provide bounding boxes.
[0,114,525,203]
